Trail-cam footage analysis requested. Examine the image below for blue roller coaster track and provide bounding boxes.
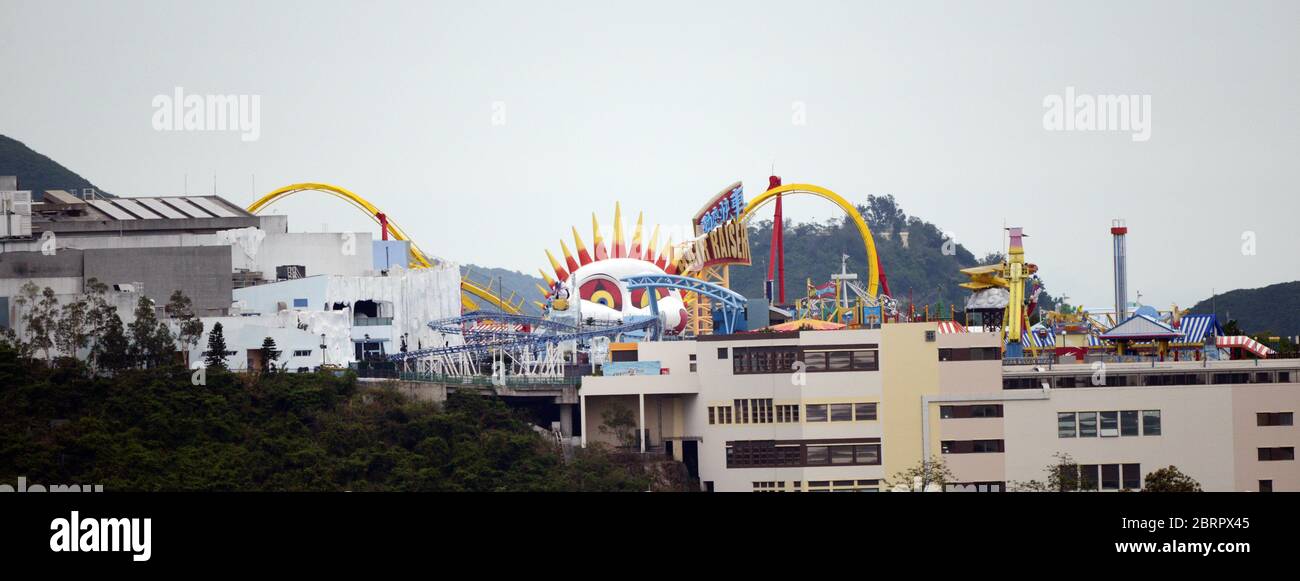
[621,273,747,336]
[387,313,660,362]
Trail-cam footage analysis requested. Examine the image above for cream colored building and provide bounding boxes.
[579,324,1299,492]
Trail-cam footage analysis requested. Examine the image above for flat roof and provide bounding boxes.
[1004,358,1300,375]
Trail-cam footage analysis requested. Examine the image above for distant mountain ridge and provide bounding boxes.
[0,134,110,198]
[1190,281,1300,336]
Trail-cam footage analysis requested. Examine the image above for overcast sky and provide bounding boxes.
[1,0,1296,309]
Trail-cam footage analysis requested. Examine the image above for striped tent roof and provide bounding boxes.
[1007,329,1057,348]
[936,321,968,334]
[1173,314,1221,344]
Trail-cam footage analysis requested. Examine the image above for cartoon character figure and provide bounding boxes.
[538,204,689,334]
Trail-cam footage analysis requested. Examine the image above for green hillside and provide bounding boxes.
[463,264,547,315]
[1190,281,1300,337]
[736,194,1062,313]
[0,134,109,198]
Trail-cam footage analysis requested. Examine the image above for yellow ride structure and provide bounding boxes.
[246,182,523,315]
[959,227,1037,357]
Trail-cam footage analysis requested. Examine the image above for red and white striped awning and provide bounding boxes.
[936,321,968,334]
[1217,335,1276,358]
[470,321,524,333]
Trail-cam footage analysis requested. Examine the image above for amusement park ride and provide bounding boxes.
[245,177,909,380]
[245,179,1276,382]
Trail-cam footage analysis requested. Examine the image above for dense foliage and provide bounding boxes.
[0,348,650,492]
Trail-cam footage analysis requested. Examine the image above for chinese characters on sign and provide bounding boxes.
[688,181,752,270]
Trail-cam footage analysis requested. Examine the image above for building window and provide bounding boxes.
[852,350,878,370]
[941,439,1004,454]
[1258,447,1295,461]
[1122,463,1142,491]
[734,346,877,374]
[829,403,853,422]
[1259,480,1273,493]
[938,347,1002,362]
[925,330,936,342]
[776,404,800,423]
[752,481,785,492]
[943,404,1003,419]
[1101,464,1120,490]
[805,445,829,466]
[830,446,854,464]
[1120,410,1139,436]
[734,399,750,424]
[1078,412,1098,437]
[827,351,853,371]
[1058,412,1077,438]
[1142,410,1161,436]
[1257,412,1294,426]
[726,439,880,468]
[717,347,728,359]
[854,444,880,465]
[708,406,733,424]
[1002,377,1040,390]
[1099,411,1119,437]
[854,402,878,421]
[751,399,773,424]
[1079,465,1099,490]
[806,404,828,422]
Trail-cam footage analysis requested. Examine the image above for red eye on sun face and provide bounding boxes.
[579,276,622,310]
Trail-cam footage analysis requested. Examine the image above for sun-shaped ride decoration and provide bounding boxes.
[537,203,691,335]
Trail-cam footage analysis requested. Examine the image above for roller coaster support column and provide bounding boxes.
[648,289,662,341]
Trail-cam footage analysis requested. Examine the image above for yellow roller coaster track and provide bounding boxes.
[736,183,880,298]
[246,182,523,315]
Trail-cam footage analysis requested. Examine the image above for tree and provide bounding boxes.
[91,309,131,372]
[54,295,91,361]
[1013,452,1082,492]
[204,322,228,369]
[1143,466,1202,492]
[885,456,956,491]
[165,290,205,358]
[259,336,282,374]
[1223,319,1242,336]
[0,327,32,359]
[598,404,639,449]
[82,278,113,360]
[862,194,906,229]
[16,283,59,362]
[127,295,174,368]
